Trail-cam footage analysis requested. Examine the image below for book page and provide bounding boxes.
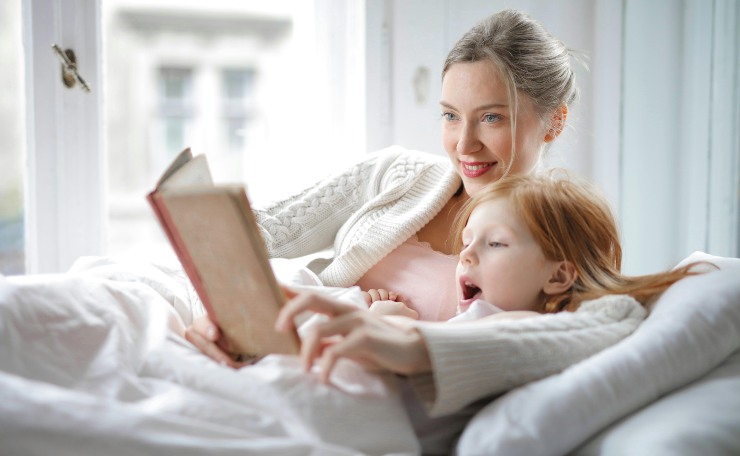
[158,151,214,191]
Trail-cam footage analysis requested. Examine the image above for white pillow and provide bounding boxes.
[572,347,740,455]
[456,255,740,456]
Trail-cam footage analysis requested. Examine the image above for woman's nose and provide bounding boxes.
[456,122,481,155]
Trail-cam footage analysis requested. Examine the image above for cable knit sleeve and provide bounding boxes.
[253,146,456,273]
[253,150,387,259]
[408,295,647,417]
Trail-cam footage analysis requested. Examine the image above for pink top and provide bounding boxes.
[355,235,459,321]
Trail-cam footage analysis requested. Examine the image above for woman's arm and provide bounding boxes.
[408,295,647,416]
[254,147,414,260]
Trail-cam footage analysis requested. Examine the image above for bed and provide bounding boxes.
[0,252,738,455]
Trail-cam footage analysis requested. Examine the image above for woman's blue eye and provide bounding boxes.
[483,114,501,123]
[442,112,457,121]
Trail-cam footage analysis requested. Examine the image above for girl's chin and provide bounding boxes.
[457,298,477,313]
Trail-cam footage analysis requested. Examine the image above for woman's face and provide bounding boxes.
[441,60,547,196]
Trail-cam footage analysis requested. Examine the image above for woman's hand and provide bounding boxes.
[362,288,420,319]
[184,315,248,368]
[275,290,432,383]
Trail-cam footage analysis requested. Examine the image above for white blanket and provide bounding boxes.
[0,258,419,456]
[1,253,739,455]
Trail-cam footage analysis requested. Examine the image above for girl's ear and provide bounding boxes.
[544,104,568,143]
[543,260,577,295]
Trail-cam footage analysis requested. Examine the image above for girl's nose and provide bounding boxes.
[459,243,477,265]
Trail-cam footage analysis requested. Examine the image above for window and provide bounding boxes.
[158,67,194,160]
[221,68,255,155]
[103,0,367,263]
[0,0,25,275]
[20,0,367,272]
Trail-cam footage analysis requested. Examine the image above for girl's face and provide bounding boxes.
[456,197,559,313]
[441,60,548,197]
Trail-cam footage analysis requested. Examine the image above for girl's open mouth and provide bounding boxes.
[459,279,482,309]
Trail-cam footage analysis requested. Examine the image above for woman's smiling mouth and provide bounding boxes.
[461,161,496,178]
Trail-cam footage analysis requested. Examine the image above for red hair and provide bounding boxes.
[453,172,700,312]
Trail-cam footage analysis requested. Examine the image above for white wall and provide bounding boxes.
[620,0,739,273]
[372,0,738,274]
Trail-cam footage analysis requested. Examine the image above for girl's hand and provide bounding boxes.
[362,288,420,319]
[275,291,432,383]
[362,288,400,305]
[184,315,248,368]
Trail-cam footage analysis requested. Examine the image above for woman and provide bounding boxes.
[188,9,584,416]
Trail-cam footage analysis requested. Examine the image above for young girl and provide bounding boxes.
[362,172,699,322]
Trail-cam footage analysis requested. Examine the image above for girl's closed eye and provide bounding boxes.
[488,241,507,248]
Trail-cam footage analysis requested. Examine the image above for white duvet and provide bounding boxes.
[1,253,739,456]
[0,258,419,456]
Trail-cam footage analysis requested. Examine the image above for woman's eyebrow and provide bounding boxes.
[439,101,508,111]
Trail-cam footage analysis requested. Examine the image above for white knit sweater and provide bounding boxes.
[409,295,647,416]
[254,146,461,287]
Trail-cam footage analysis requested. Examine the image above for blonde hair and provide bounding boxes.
[453,173,699,312]
[443,9,580,176]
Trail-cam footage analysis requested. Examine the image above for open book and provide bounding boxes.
[147,148,300,358]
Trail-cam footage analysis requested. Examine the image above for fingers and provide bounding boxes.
[365,288,398,302]
[298,311,369,373]
[192,314,220,341]
[368,300,419,319]
[367,289,383,302]
[318,331,378,383]
[280,284,298,299]
[275,292,358,332]
[184,325,237,367]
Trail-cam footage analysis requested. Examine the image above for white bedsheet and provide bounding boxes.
[0,258,419,456]
[2,253,739,455]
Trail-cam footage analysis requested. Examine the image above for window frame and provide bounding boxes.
[22,0,106,273]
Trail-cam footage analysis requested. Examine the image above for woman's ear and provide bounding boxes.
[543,260,577,295]
[544,104,568,143]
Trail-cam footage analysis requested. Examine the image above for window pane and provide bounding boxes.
[103,0,364,263]
[103,1,299,262]
[0,0,25,275]
[159,67,194,158]
[221,68,254,155]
